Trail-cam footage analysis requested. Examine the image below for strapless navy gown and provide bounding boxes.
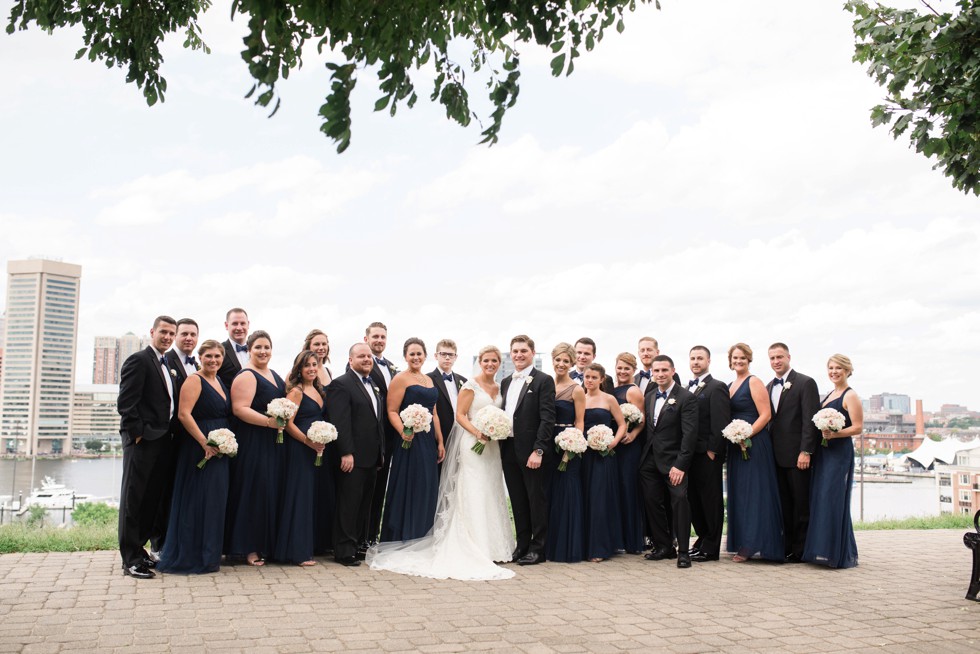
[158,378,231,574]
[380,384,440,542]
[275,393,324,564]
[803,389,858,568]
[612,385,645,553]
[726,378,784,561]
[583,407,623,559]
[547,388,584,563]
[225,369,286,558]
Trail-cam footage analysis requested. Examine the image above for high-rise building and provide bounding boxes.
[868,392,911,415]
[71,384,121,450]
[117,332,144,366]
[0,259,82,455]
[92,336,119,384]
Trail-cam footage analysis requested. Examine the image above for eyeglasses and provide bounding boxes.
[437,352,457,359]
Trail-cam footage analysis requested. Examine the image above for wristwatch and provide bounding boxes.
[534,448,544,457]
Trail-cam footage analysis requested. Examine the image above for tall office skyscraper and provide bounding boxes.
[92,336,119,384]
[0,259,82,455]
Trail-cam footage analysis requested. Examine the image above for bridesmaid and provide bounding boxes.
[303,329,334,386]
[582,363,627,562]
[612,352,646,555]
[725,343,784,562]
[803,354,862,569]
[275,351,327,566]
[380,338,445,542]
[157,340,231,574]
[226,330,286,566]
[546,343,586,563]
[303,328,335,554]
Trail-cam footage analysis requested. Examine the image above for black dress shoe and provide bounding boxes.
[336,556,361,567]
[123,564,155,579]
[511,547,527,563]
[517,552,543,566]
[141,557,158,569]
[644,547,677,561]
[355,550,367,561]
[690,551,719,562]
[677,553,692,569]
[784,553,802,564]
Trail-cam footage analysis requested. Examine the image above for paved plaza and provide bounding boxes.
[1,529,978,653]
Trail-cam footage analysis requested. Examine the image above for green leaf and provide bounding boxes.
[550,53,566,77]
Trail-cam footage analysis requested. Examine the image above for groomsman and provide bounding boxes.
[767,342,820,563]
[427,339,467,454]
[217,308,250,388]
[501,335,556,565]
[685,346,731,562]
[326,343,386,567]
[364,321,400,545]
[572,337,614,392]
[635,337,680,394]
[639,355,699,568]
[165,318,200,382]
[116,316,179,579]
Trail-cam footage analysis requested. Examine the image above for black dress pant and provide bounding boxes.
[334,467,377,559]
[501,445,551,557]
[118,435,172,567]
[776,465,811,557]
[688,451,724,556]
[639,453,691,554]
[367,432,399,543]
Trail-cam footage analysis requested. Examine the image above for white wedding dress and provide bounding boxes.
[367,379,516,580]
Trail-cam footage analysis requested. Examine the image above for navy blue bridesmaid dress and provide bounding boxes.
[547,384,584,563]
[803,389,858,568]
[275,392,324,564]
[583,407,624,560]
[612,384,645,554]
[158,377,231,574]
[726,377,784,561]
[313,431,336,556]
[225,368,286,559]
[380,384,440,542]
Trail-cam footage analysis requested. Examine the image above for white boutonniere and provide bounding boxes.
[696,381,706,391]
[525,376,533,385]
[783,381,792,390]
[371,385,381,395]
[667,398,676,405]
[169,369,177,378]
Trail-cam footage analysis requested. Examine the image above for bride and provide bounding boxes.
[367,345,516,580]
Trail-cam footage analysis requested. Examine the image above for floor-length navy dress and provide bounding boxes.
[547,384,584,563]
[612,384,645,554]
[803,388,858,568]
[158,377,231,574]
[583,407,623,559]
[275,392,323,564]
[380,384,440,542]
[225,368,286,559]
[726,377,784,561]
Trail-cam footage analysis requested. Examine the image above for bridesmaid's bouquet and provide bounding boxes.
[197,428,238,469]
[620,403,643,427]
[554,427,587,471]
[306,421,338,466]
[471,406,512,455]
[722,419,754,460]
[399,404,432,449]
[812,408,846,447]
[586,424,616,457]
[267,398,298,444]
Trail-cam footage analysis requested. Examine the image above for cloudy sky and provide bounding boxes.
[1,1,976,411]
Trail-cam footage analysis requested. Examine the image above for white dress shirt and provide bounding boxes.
[638,370,652,395]
[360,375,380,417]
[152,346,175,419]
[375,356,393,388]
[172,349,197,377]
[441,372,459,413]
[771,368,792,413]
[230,340,249,367]
[506,369,531,418]
[652,382,675,427]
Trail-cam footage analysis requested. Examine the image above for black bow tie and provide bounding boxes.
[159,356,167,366]
[570,371,584,381]
[638,370,651,380]
[656,391,668,400]
[773,378,784,386]
[235,344,247,353]
[688,378,699,387]
[186,356,197,367]
[375,357,388,367]
[442,373,453,382]
[361,376,372,384]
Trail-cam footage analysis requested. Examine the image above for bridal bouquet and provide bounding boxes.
[587,424,616,457]
[722,419,754,460]
[197,428,238,469]
[267,398,298,444]
[471,405,512,455]
[812,408,846,447]
[399,404,432,449]
[620,403,643,427]
[306,421,338,466]
[555,427,587,471]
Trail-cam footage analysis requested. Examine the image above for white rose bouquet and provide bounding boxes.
[267,397,298,444]
[586,424,616,457]
[554,427,587,471]
[197,428,238,469]
[722,419,754,460]
[471,405,512,455]
[812,408,846,447]
[620,403,643,427]
[399,404,432,449]
[306,421,338,466]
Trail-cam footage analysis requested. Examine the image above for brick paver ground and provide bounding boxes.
[1,530,978,653]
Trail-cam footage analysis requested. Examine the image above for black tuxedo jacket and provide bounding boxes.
[325,369,385,469]
[500,369,556,461]
[427,368,467,435]
[217,339,244,389]
[767,369,821,467]
[165,349,197,385]
[117,347,177,447]
[689,374,731,456]
[642,384,699,474]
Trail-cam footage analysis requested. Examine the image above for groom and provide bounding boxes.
[500,335,556,565]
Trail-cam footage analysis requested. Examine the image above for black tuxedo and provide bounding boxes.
[217,339,245,389]
[427,368,466,453]
[365,355,400,542]
[685,374,731,558]
[325,369,386,559]
[639,384,698,554]
[767,369,820,558]
[116,346,178,568]
[500,368,556,557]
